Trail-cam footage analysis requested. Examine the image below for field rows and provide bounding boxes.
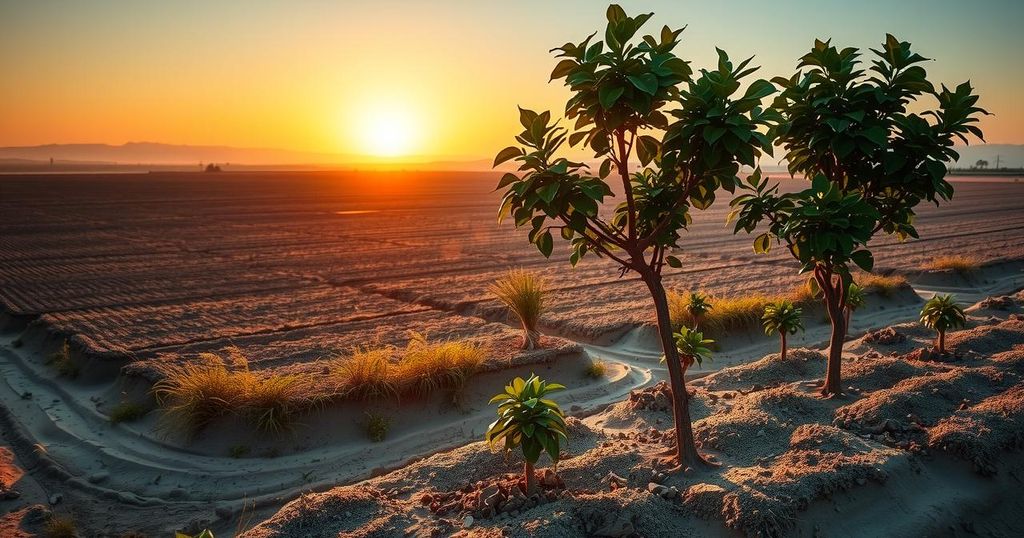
[1,172,1022,379]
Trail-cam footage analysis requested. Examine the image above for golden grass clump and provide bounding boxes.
[490,268,547,349]
[395,332,486,398]
[584,358,607,379]
[923,255,980,274]
[152,348,315,437]
[669,284,820,336]
[332,334,487,402]
[857,273,909,298]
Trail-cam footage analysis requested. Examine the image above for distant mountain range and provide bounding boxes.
[0,142,1020,172]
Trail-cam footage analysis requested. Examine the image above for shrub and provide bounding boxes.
[486,374,566,494]
[228,445,250,458]
[584,358,607,379]
[490,269,547,349]
[920,294,967,353]
[924,255,979,274]
[762,300,804,360]
[44,515,77,538]
[364,412,391,442]
[108,401,149,424]
[152,349,315,437]
[47,340,79,378]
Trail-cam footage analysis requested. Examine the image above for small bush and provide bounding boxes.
[44,515,77,538]
[364,412,391,442]
[924,255,980,274]
[670,290,777,335]
[109,401,149,424]
[584,358,606,379]
[490,269,547,349]
[47,340,79,378]
[152,349,316,437]
[228,445,251,458]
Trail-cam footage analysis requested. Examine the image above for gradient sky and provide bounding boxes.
[1,0,1021,161]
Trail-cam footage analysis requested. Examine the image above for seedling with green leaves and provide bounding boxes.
[844,282,866,331]
[672,326,713,374]
[920,294,967,354]
[485,374,567,494]
[685,292,713,329]
[494,3,776,467]
[762,300,804,360]
[730,35,986,396]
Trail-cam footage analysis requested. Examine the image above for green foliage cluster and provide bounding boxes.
[364,412,392,443]
[762,300,805,337]
[920,294,967,353]
[672,326,713,371]
[486,375,567,467]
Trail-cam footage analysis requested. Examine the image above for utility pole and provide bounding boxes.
[995,155,1000,169]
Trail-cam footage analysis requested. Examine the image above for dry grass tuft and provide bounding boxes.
[47,340,79,378]
[923,255,980,274]
[152,348,316,437]
[584,358,607,379]
[858,273,910,298]
[43,515,78,538]
[490,268,547,349]
[670,288,813,336]
[108,401,149,424]
[331,334,487,402]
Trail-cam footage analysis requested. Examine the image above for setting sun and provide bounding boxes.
[361,105,419,157]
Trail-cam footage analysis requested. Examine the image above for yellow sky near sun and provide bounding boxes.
[0,1,1021,162]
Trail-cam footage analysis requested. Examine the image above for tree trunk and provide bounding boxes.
[780,330,788,361]
[641,270,705,467]
[937,330,946,354]
[524,460,537,495]
[817,269,846,397]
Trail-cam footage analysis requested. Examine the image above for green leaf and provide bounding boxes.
[850,250,874,272]
[666,255,682,268]
[598,85,625,109]
[496,173,519,190]
[550,59,577,81]
[537,231,554,258]
[493,146,522,167]
[627,73,659,95]
[538,182,559,203]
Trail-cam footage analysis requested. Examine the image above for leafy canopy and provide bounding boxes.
[485,374,567,465]
[494,4,777,272]
[762,299,805,336]
[729,35,987,291]
[845,283,866,311]
[919,294,967,333]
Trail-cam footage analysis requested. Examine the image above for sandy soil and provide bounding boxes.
[1,172,1024,536]
[242,290,1024,538]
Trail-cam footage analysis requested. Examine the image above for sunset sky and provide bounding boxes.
[1,0,1022,163]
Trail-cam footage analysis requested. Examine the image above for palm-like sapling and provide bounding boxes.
[485,374,567,494]
[762,300,804,360]
[686,292,713,329]
[672,326,713,375]
[494,4,776,467]
[919,294,966,354]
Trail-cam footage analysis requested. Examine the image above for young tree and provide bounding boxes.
[762,299,804,360]
[729,35,986,396]
[493,4,777,467]
[485,374,567,494]
[920,294,966,354]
